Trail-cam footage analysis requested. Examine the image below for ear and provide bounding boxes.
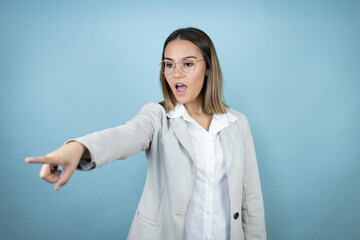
[205,69,209,76]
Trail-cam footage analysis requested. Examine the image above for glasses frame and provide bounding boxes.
[160,58,205,75]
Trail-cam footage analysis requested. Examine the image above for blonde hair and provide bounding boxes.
[160,27,228,114]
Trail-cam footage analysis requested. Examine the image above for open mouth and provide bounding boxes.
[175,83,187,94]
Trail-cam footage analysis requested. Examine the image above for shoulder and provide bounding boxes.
[137,102,167,125]
[140,102,166,114]
[227,107,251,133]
[227,107,249,124]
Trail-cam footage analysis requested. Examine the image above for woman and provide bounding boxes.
[26,27,266,240]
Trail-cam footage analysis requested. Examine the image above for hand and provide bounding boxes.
[25,141,87,191]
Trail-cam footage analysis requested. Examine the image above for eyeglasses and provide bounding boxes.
[160,58,205,75]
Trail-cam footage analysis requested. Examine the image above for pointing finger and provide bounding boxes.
[26,156,49,164]
[25,156,58,165]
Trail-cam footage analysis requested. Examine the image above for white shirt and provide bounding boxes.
[166,104,238,240]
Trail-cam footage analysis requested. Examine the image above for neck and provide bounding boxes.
[184,96,213,131]
[184,96,204,116]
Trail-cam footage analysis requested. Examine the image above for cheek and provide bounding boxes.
[192,72,206,91]
[194,78,204,91]
[164,76,176,95]
[164,76,172,87]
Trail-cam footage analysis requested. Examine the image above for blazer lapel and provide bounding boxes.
[220,122,239,173]
[169,118,197,166]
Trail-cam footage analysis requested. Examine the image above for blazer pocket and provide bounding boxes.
[135,211,161,228]
[128,212,161,240]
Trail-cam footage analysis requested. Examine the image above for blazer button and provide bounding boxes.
[233,212,239,220]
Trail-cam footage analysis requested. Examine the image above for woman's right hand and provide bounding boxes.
[25,141,88,191]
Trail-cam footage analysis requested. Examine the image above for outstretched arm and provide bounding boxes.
[25,102,164,190]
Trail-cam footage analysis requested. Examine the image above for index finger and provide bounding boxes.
[25,156,53,164]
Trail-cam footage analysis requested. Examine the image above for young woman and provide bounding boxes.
[26,27,266,240]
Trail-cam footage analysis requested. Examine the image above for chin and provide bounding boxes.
[174,95,191,105]
[175,99,187,105]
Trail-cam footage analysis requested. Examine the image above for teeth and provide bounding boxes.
[176,84,184,87]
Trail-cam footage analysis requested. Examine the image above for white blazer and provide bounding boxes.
[74,102,266,240]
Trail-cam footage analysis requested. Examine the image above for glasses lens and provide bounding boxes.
[180,59,196,73]
[162,60,174,75]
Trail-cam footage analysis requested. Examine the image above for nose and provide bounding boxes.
[173,63,184,78]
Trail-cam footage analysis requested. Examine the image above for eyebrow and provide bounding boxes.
[164,56,197,61]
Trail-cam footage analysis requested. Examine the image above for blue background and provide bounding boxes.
[1,0,359,239]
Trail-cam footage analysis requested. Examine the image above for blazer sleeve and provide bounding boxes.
[69,102,163,170]
[241,118,267,239]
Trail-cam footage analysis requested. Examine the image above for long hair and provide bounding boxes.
[160,27,228,114]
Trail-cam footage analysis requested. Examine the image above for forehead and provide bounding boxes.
[164,39,202,59]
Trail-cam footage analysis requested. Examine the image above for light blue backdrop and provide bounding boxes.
[1,0,359,239]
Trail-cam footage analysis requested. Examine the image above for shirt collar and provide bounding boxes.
[166,103,238,134]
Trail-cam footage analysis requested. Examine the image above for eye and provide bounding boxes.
[182,60,194,68]
[164,61,174,68]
